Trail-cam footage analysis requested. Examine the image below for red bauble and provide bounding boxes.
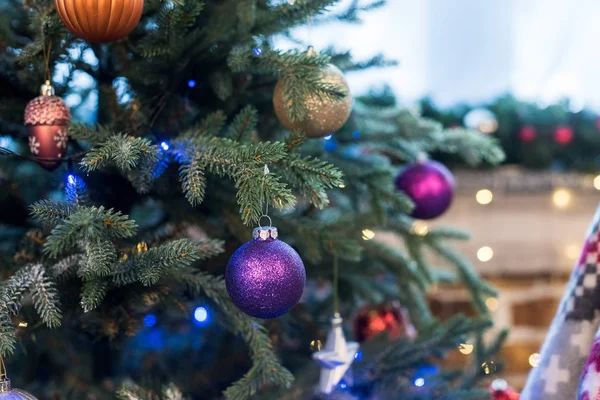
[490,379,519,400]
[519,125,536,143]
[24,85,71,171]
[554,125,573,145]
[353,301,416,342]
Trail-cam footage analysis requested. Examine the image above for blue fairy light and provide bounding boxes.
[414,377,425,387]
[194,306,209,325]
[324,139,337,152]
[187,80,197,88]
[160,141,170,151]
[253,48,262,56]
[352,130,360,139]
[324,134,333,140]
[354,350,362,361]
[339,381,348,390]
[67,174,76,186]
[144,314,157,328]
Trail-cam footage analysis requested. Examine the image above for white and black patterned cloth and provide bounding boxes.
[522,204,600,400]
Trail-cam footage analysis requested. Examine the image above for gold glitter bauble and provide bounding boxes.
[273,64,352,138]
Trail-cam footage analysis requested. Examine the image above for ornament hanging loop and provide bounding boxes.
[258,214,272,229]
[259,164,272,228]
[42,38,52,85]
[0,355,6,380]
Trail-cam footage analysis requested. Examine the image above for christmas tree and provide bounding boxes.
[0,1,506,399]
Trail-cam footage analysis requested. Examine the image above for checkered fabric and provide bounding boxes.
[521,204,600,400]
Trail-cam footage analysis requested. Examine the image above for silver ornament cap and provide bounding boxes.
[252,227,279,241]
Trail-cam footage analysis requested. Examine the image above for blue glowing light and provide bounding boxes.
[187,80,197,88]
[144,314,157,328]
[67,174,76,185]
[414,378,425,387]
[354,351,362,361]
[339,381,348,390]
[253,48,262,56]
[324,139,337,152]
[160,141,170,151]
[352,130,361,139]
[324,134,333,140]
[194,306,208,323]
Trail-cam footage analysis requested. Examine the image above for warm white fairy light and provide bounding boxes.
[475,189,493,205]
[552,188,572,209]
[529,353,540,367]
[362,229,375,240]
[477,246,494,262]
[459,343,474,355]
[485,297,499,312]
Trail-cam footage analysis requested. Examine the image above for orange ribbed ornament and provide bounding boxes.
[55,0,144,43]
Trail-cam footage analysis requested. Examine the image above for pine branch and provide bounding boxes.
[112,239,223,287]
[226,106,258,142]
[29,200,76,228]
[80,134,159,174]
[42,206,137,258]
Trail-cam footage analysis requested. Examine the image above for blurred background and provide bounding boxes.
[288,0,600,389]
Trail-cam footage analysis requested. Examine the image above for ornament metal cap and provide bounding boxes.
[0,378,10,393]
[40,81,55,96]
[252,226,279,241]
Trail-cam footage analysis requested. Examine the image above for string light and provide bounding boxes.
[552,188,572,209]
[338,183,346,188]
[18,321,28,328]
[144,314,157,328]
[352,130,360,139]
[477,246,494,262]
[459,343,474,355]
[475,189,493,205]
[354,351,362,360]
[324,135,333,140]
[310,340,322,351]
[594,175,600,190]
[252,48,262,56]
[566,244,580,260]
[481,361,497,375]
[67,174,76,186]
[362,229,375,240]
[194,306,209,323]
[160,141,169,151]
[411,221,428,236]
[529,353,540,367]
[414,378,425,387]
[485,297,499,311]
[187,80,196,88]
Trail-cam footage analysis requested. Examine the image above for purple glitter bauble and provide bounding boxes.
[226,227,306,319]
[394,160,455,220]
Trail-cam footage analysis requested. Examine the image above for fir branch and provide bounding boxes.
[30,200,76,228]
[80,279,108,312]
[80,134,159,174]
[179,159,207,207]
[43,206,137,258]
[79,239,117,280]
[226,106,258,142]
[112,239,223,287]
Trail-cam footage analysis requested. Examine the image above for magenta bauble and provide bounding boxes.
[394,160,455,220]
[225,227,306,319]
